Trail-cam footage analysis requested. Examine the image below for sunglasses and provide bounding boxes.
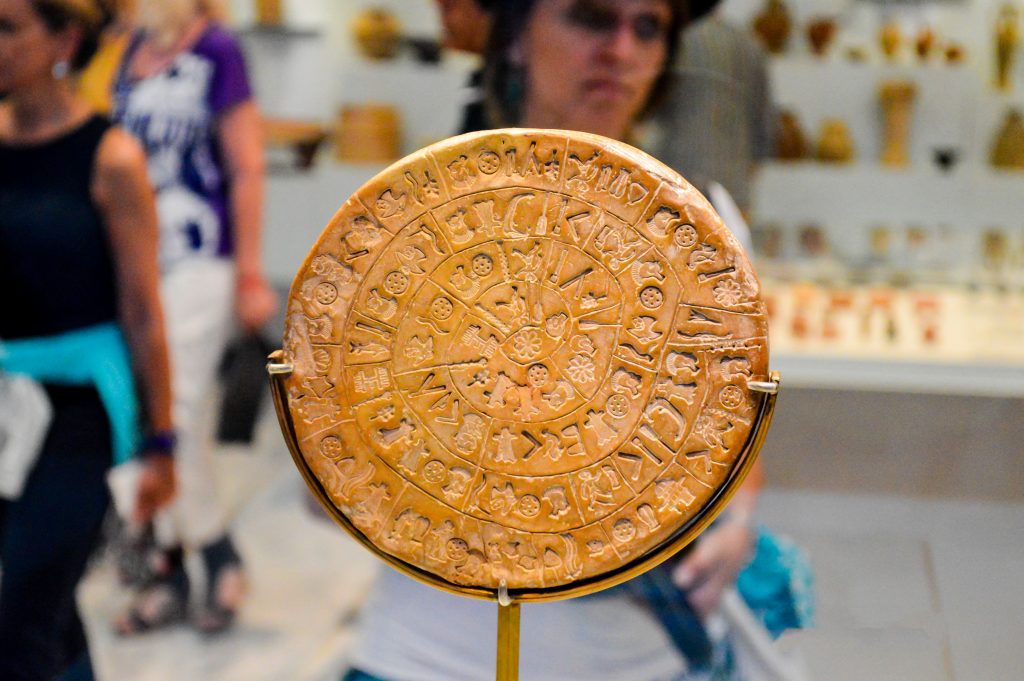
[562,0,671,43]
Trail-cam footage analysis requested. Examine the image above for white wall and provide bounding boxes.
[233,0,451,121]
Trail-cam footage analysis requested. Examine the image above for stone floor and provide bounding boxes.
[80,407,1024,681]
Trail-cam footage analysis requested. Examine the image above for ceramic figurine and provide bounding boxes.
[806,17,837,57]
[776,109,809,160]
[335,105,402,162]
[865,290,897,344]
[879,80,917,168]
[816,119,855,164]
[879,21,902,62]
[982,229,1010,270]
[753,0,791,54]
[990,108,1024,170]
[914,27,935,61]
[913,296,940,345]
[255,0,282,26]
[790,285,814,339]
[823,291,853,342]
[798,224,828,257]
[995,4,1019,91]
[906,226,928,251]
[944,43,965,65]
[352,7,403,60]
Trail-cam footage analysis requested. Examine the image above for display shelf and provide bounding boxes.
[752,162,1024,276]
[767,55,1004,169]
[237,24,322,39]
[771,353,1024,397]
[756,161,1024,223]
[761,277,1024,396]
[752,44,1024,301]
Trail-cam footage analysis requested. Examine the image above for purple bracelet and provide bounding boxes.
[140,430,176,456]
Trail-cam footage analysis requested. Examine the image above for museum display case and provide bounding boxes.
[233,0,1024,398]
[744,1,1024,396]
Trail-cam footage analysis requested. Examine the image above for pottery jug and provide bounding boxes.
[352,7,403,60]
[816,119,855,163]
[991,109,1024,169]
[753,0,791,54]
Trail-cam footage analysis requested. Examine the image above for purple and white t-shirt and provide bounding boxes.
[113,24,252,269]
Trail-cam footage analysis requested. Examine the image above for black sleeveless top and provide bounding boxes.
[0,115,119,339]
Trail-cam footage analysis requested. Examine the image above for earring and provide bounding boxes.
[52,60,70,80]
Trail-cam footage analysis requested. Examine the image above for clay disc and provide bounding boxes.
[280,129,769,594]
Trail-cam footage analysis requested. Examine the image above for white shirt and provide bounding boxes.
[349,568,686,681]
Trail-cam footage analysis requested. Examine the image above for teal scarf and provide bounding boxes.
[0,322,140,464]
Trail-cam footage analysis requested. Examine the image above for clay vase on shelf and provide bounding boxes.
[816,119,855,164]
[351,7,403,60]
[879,80,917,168]
[915,27,935,61]
[334,104,402,162]
[254,0,282,26]
[753,0,791,55]
[879,21,902,62]
[990,109,1024,170]
[798,224,828,257]
[913,296,940,345]
[776,109,809,160]
[995,4,1020,91]
[982,229,1010,270]
[806,17,837,57]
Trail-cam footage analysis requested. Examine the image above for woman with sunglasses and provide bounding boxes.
[340,2,762,680]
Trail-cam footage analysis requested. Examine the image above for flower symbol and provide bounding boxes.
[512,328,543,361]
[566,354,596,384]
[713,278,744,307]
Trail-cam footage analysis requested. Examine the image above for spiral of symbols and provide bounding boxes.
[281,130,769,591]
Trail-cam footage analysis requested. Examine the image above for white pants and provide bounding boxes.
[154,258,235,549]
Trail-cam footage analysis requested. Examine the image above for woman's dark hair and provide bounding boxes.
[31,0,114,71]
[482,0,699,129]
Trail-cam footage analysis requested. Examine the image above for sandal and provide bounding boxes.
[195,536,248,635]
[113,583,188,635]
[113,547,190,636]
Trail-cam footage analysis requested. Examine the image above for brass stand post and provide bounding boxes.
[496,585,520,681]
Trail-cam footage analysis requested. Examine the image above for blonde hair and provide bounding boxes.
[134,0,229,42]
